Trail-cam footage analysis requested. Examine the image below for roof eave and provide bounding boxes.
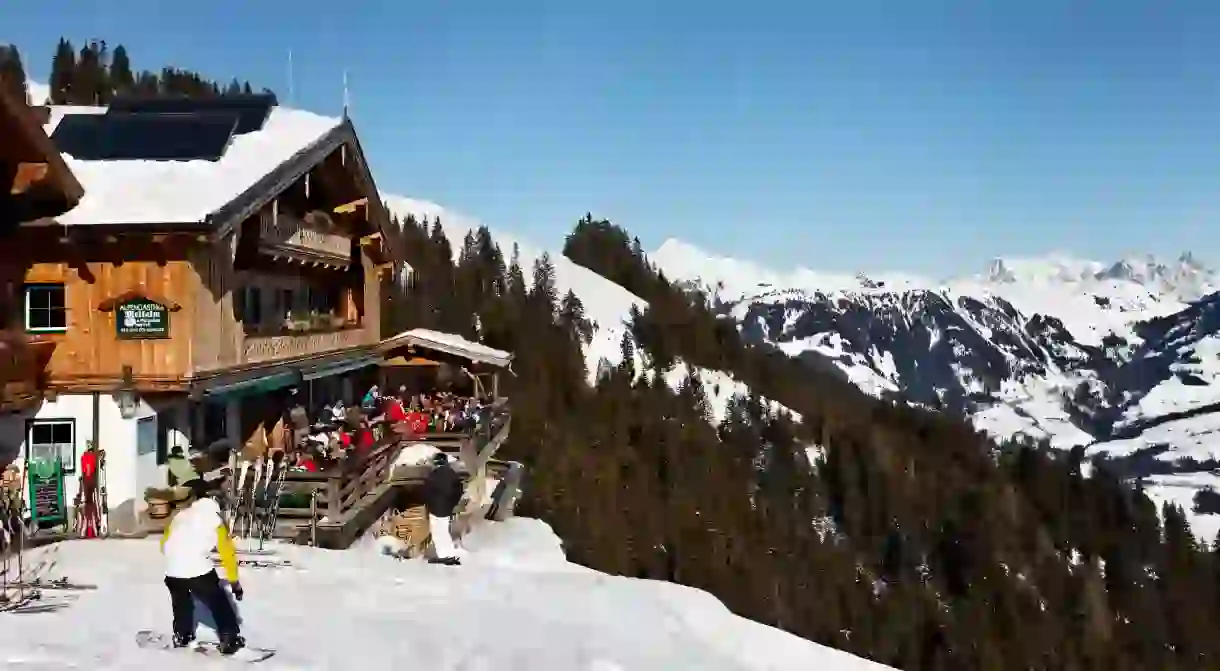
[206,120,352,241]
[19,218,214,234]
[205,117,399,259]
[0,87,85,208]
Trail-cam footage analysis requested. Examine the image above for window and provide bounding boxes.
[248,287,262,325]
[27,420,75,473]
[24,284,66,332]
[280,289,294,318]
[309,285,337,314]
[237,286,262,327]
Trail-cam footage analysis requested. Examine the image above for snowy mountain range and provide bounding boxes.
[383,194,1220,539]
[649,239,1220,539]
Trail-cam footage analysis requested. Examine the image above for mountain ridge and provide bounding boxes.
[649,237,1220,539]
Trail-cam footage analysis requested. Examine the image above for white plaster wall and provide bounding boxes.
[0,393,190,528]
[100,394,137,519]
[0,393,96,515]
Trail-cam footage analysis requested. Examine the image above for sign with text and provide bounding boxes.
[116,298,169,339]
[26,458,65,526]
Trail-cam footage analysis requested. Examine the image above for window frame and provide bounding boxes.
[26,418,77,474]
[24,283,67,333]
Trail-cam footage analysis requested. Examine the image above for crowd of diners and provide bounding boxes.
[167,383,496,485]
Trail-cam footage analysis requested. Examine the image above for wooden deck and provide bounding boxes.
[273,405,516,549]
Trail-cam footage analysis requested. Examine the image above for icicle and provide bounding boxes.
[305,173,310,199]
[341,145,346,166]
[272,199,278,228]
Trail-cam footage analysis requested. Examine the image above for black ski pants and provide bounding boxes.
[165,571,239,638]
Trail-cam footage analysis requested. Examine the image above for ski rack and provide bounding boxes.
[0,465,37,611]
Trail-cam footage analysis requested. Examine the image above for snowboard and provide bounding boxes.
[0,589,41,613]
[135,630,275,663]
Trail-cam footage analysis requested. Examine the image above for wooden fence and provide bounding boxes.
[274,402,513,546]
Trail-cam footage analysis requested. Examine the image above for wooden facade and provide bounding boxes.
[0,118,398,398]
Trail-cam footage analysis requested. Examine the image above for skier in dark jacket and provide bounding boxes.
[422,452,464,565]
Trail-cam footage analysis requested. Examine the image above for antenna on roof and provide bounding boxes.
[287,49,295,106]
[342,69,350,120]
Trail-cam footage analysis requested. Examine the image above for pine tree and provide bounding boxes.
[109,45,135,96]
[529,253,558,319]
[71,41,103,104]
[133,70,159,95]
[0,45,29,104]
[48,38,75,104]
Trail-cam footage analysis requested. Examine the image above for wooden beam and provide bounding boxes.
[12,163,49,194]
[0,86,84,206]
[334,198,368,214]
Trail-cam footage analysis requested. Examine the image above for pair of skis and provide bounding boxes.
[0,464,36,610]
[228,453,287,550]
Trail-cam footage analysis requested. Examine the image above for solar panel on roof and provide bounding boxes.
[50,114,108,158]
[107,94,276,135]
[51,111,239,162]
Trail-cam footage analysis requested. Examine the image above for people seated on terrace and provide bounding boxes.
[325,399,346,425]
[361,385,380,412]
[294,445,322,473]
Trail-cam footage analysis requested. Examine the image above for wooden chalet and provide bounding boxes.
[0,95,402,532]
[0,87,84,468]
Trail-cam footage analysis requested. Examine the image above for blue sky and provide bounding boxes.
[6,0,1220,277]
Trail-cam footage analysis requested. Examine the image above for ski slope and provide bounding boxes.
[0,518,890,670]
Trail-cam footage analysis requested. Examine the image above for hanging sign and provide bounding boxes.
[116,297,170,340]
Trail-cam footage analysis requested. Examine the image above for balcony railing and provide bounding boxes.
[244,310,358,337]
[258,211,351,266]
[243,327,368,364]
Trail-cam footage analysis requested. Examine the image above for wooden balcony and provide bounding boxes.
[243,327,368,365]
[257,210,351,268]
[0,332,55,412]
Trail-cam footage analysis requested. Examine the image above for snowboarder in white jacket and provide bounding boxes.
[160,478,245,654]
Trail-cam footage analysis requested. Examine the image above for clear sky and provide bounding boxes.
[6,0,1220,277]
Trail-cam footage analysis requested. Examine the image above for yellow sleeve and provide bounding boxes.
[215,527,240,583]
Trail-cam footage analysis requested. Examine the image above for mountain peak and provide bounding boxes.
[973,251,1216,302]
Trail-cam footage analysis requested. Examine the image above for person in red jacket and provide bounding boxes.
[78,445,102,538]
[386,395,407,424]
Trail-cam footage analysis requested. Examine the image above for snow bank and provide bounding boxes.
[392,443,445,468]
[0,520,892,670]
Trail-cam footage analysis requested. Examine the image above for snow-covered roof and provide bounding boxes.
[380,328,514,368]
[41,104,344,228]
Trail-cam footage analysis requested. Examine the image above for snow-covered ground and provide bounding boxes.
[0,519,891,670]
[1140,473,1220,543]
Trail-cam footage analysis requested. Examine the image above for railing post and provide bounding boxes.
[326,478,341,521]
[309,489,318,547]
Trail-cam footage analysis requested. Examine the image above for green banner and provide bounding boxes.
[26,457,65,526]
